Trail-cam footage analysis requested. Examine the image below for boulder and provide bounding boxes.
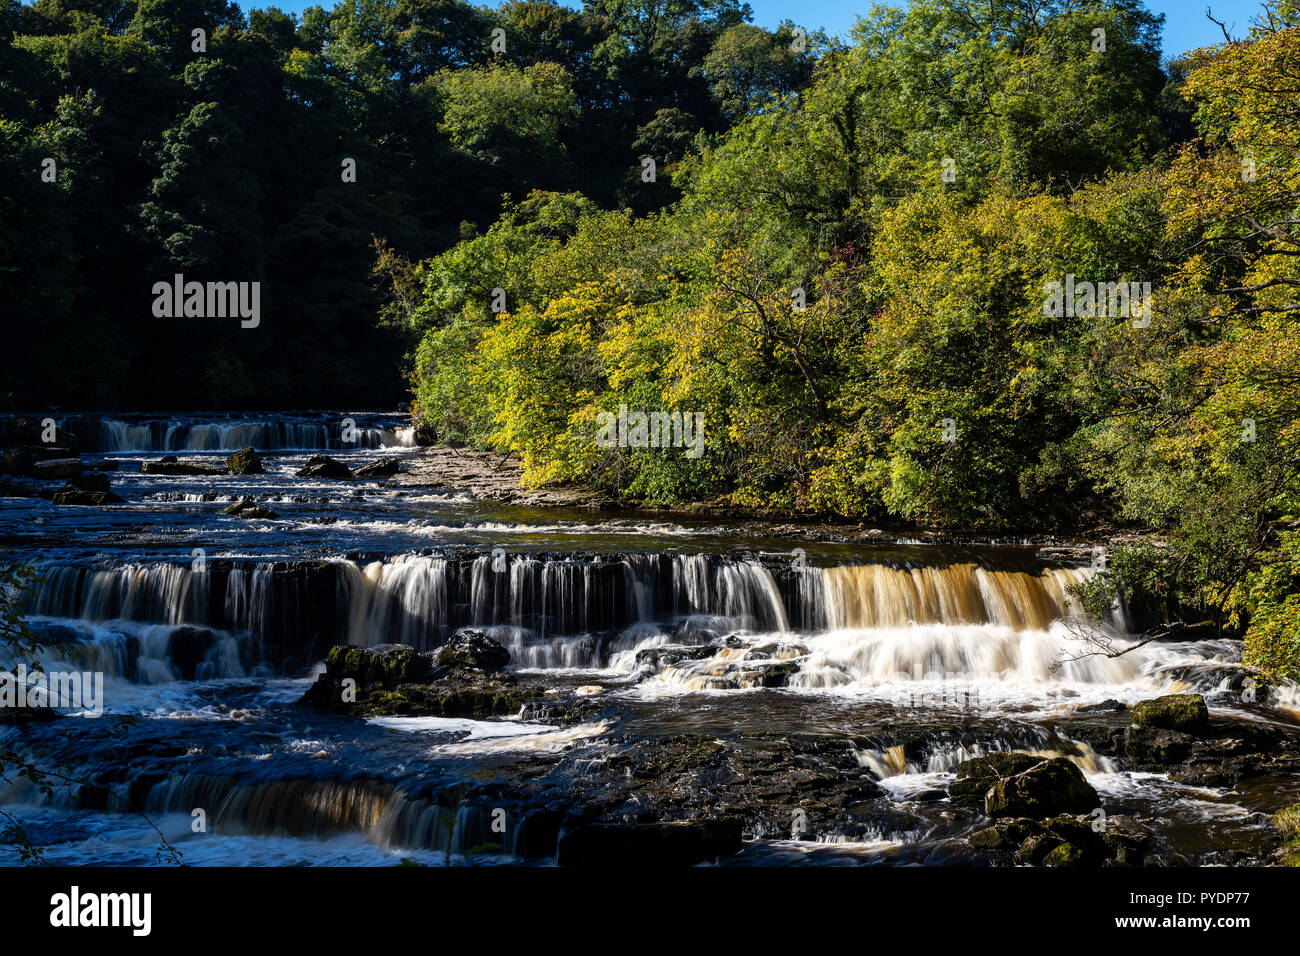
[984,758,1099,819]
[1124,726,1195,765]
[436,628,511,673]
[327,644,431,685]
[1131,694,1209,733]
[52,487,123,506]
[300,643,539,718]
[32,457,83,479]
[220,498,279,519]
[1099,814,1152,864]
[296,455,353,479]
[1041,843,1087,867]
[354,456,401,478]
[225,446,263,474]
[949,752,1043,803]
[635,644,717,669]
[168,626,215,680]
[557,819,742,867]
[1077,698,1127,714]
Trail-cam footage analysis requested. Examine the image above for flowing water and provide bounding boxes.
[1,411,1297,866]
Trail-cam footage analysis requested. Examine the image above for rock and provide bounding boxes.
[296,455,353,479]
[737,659,801,688]
[1017,832,1064,864]
[949,752,1043,803]
[225,446,263,474]
[1099,814,1151,864]
[354,456,401,478]
[557,819,742,867]
[141,458,225,475]
[301,643,539,718]
[1042,843,1087,867]
[969,814,1117,867]
[329,644,432,684]
[32,457,83,479]
[67,473,111,493]
[1124,726,1194,764]
[1078,699,1127,713]
[984,758,1100,819]
[518,697,604,726]
[1131,694,1209,733]
[52,488,123,506]
[220,498,279,519]
[969,826,1011,849]
[635,644,717,669]
[436,629,511,673]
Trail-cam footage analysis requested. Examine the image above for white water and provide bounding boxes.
[99,417,415,452]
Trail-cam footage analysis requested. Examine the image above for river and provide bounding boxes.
[2,411,1297,866]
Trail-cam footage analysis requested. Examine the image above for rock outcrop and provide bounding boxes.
[225,446,263,474]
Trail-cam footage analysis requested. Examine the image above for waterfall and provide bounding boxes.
[805,564,1088,631]
[20,554,1102,680]
[94,415,415,452]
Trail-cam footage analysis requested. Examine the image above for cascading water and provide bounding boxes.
[95,414,416,452]
[18,552,1149,696]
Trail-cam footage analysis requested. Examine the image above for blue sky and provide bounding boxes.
[248,0,1273,59]
[747,1,1270,55]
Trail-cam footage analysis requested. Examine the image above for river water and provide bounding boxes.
[2,412,1297,866]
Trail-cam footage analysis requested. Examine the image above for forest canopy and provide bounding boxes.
[2,0,801,408]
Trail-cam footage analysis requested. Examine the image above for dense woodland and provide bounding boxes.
[2,0,794,408]
[2,0,1299,677]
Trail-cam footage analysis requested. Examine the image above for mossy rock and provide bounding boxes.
[1043,842,1087,867]
[226,446,263,474]
[984,758,1099,819]
[969,827,1010,849]
[326,644,430,684]
[1017,833,1063,864]
[949,752,1043,803]
[304,644,540,718]
[1131,694,1209,733]
[221,497,279,519]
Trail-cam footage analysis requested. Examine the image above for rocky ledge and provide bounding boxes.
[1057,692,1300,788]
